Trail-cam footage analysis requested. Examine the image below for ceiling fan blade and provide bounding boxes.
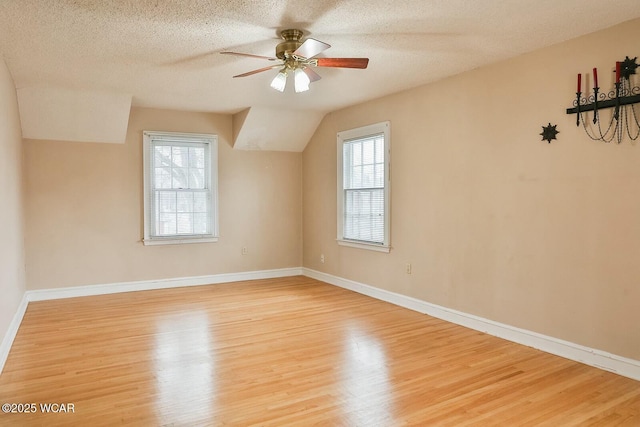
[303,67,322,83]
[294,38,331,59]
[233,65,282,78]
[221,51,278,61]
[315,58,369,69]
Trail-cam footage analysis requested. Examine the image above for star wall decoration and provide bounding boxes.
[540,123,559,143]
[621,56,638,80]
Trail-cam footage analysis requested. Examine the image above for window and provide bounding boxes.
[143,131,218,245]
[337,121,390,252]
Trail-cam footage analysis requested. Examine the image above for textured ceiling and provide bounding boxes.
[1,0,640,147]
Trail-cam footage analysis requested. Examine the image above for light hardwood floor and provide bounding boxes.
[0,276,638,426]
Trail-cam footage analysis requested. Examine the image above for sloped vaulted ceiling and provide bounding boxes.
[1,0,639,150]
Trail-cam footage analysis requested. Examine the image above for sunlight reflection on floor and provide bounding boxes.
[154,311,214,424]
[342,324,394,426]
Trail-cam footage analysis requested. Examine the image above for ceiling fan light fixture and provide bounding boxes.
[270,70,287,92]
[224,29,369,93]
[294,67,310,93]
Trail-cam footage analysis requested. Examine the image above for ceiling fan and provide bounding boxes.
[221,29,369,93]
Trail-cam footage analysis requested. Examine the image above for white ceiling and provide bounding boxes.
[1,0,640,149]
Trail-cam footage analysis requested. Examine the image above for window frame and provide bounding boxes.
[336,121,391,253]
[143,131,219,246]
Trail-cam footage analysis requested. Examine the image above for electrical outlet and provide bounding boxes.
[320,254,325,263]
[242,247,248,255]
[405,263,412,274]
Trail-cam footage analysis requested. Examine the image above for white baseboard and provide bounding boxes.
[0,293,29,375]
[26,267,303,302]
[303,268,640,382]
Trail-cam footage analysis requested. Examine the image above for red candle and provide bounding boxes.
[593,67,598,88]
[577,73,581,93]
[616,62,621,83]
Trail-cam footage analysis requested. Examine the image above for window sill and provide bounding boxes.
[337,239,390,253]
[143,236,218,246]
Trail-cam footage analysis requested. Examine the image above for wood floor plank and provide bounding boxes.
[0,276,638,426]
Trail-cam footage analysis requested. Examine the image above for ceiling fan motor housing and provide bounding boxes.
[275,29,304,59]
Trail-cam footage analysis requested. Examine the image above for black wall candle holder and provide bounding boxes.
[566,56,640,143]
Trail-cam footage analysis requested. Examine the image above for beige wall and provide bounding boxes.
[0,59,25,340]
[24,107,302,290]
[303,19,640,360]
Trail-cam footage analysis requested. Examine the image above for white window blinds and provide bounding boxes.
[343,134,385,243]
[143,132,218,245]
[337,121,390,252]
